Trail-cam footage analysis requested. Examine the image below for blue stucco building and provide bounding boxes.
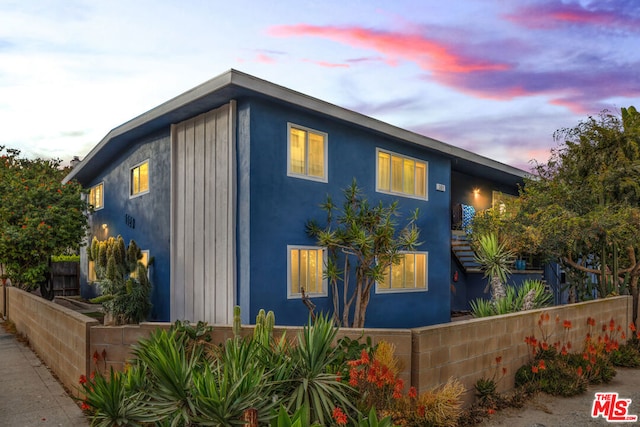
[63,69,533,328]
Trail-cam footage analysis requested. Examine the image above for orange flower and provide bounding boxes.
[408,386,418,399]
[81,401,90,411]
[487,408,496,415]
[561,346,568,356]
[332,407,348,426]
[79,375,87,385]
[360,349,370,364]
[541,342,549,351]
[544,313,550,321]
[576,366,583,376]
[563,320,572,329]
[531,365,539,374]
[417,405,426,417]
[587,317,596,327]
[630,322,637,332]
[538,360,546,371]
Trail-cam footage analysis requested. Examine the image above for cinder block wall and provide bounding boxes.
[412,296,632,406]
[90,323,413,385]
[6,287,99,397]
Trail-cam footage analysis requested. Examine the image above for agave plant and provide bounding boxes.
[474,233,515,301]
[131,328,201,425]
[285,314,358,425]
[78,368,160,427]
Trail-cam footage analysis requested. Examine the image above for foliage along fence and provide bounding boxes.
[0,285,632,406]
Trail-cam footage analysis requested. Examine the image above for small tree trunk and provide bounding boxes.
[631,274,639,327]
[490,275,506,301]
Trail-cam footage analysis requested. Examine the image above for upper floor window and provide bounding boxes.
[377,149,427,199]
[287,123,327,182]
[88,182,104,210]
[377,252,428,293]
[287,245,327,298]
[130,160,149,197]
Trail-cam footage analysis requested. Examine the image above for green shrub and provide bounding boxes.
[514,359,587,397]
[609,342,640,367]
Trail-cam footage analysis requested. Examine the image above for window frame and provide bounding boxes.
[376,148,428,200]
[130,160,150,198]
[376,251,428,294]
[287,123,328,183]
[88,182,104,210]
[287,245,328,299]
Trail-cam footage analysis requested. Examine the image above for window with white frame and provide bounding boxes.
[377,149,427,199]
[377,252,428,292]
[130,160,149,197]
[288,246,327,298]
[88,182,104,210]
[287,123,327,182]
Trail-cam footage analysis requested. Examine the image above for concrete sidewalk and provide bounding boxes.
[0,321,89,426]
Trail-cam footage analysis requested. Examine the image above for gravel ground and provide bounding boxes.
[477,368,640,427]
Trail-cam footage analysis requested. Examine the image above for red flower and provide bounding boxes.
[81,401,90,411]
[408,386,417,399]
[360,349,370,364]
[79,375,87,385]
[531,365,539,374]
[541,342,549,351]
[544,313,550,321]
[487,408,496,415]
[495,356,502,364]
[563,320,572,329]
[392,390,402,399]
[561,346,568,356]
[417,405,426,417]
[576,366,583,376]
[92,350,100,364]
[538,360,546,371]
[609,318,616,331]
[587,317,596,327]
[332,407,348,426]
[630,322,637,332]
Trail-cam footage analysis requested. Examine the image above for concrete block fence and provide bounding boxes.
[1,286,632,406]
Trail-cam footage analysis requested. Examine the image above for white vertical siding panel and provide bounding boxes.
[226,101,237,324]
[214,106,230,323]
[184,121,196,320]
[204,110,217,323]
[171,124,186,320]
[193,115,206,321]
[171,102,235,324]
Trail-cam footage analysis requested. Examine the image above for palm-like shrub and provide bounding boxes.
[473,233,515,301]
[286,314,356,425]
[470,279,552,317]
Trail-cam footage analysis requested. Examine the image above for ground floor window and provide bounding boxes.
[377,252,428,293]
[287,246,327,298]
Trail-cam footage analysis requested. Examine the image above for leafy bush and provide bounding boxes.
[471,279,551,317]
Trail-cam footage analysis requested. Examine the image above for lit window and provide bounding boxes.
[88,260,97,282]
[377,252,428,292]
[88,183,104,210]
[130,250,150,279]
[377,149,427,199]
[130,161,149,197]
[288,246,327,298]
[288,124,327,182]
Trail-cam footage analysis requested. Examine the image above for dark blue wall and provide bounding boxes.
[80,130,172,321]
[240,98,452,328]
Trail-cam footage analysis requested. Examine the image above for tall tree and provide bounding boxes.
[306,180,421,328]
[0,146,88,292]
[483,107,640,323]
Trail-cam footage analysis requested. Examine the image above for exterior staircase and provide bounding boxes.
[451,230,482,273]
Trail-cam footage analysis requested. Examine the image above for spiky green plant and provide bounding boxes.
[474,233,515,301]
[286,314,357,425]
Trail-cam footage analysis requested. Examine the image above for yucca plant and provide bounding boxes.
[271,405,322,427]
[514,279,552,310]
[474,233,515,301]
[131,328,200,425]
[78,368,159,427]
[469,298,495,318]
[286,314,358,425]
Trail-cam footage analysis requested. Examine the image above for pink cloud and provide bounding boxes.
[269,22,640,114]
[255,53,277,64]
[505,2,640,32]
[303,59,349,68]
[269,24,510,74]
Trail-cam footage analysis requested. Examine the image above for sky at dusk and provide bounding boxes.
[1,0,639,172]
